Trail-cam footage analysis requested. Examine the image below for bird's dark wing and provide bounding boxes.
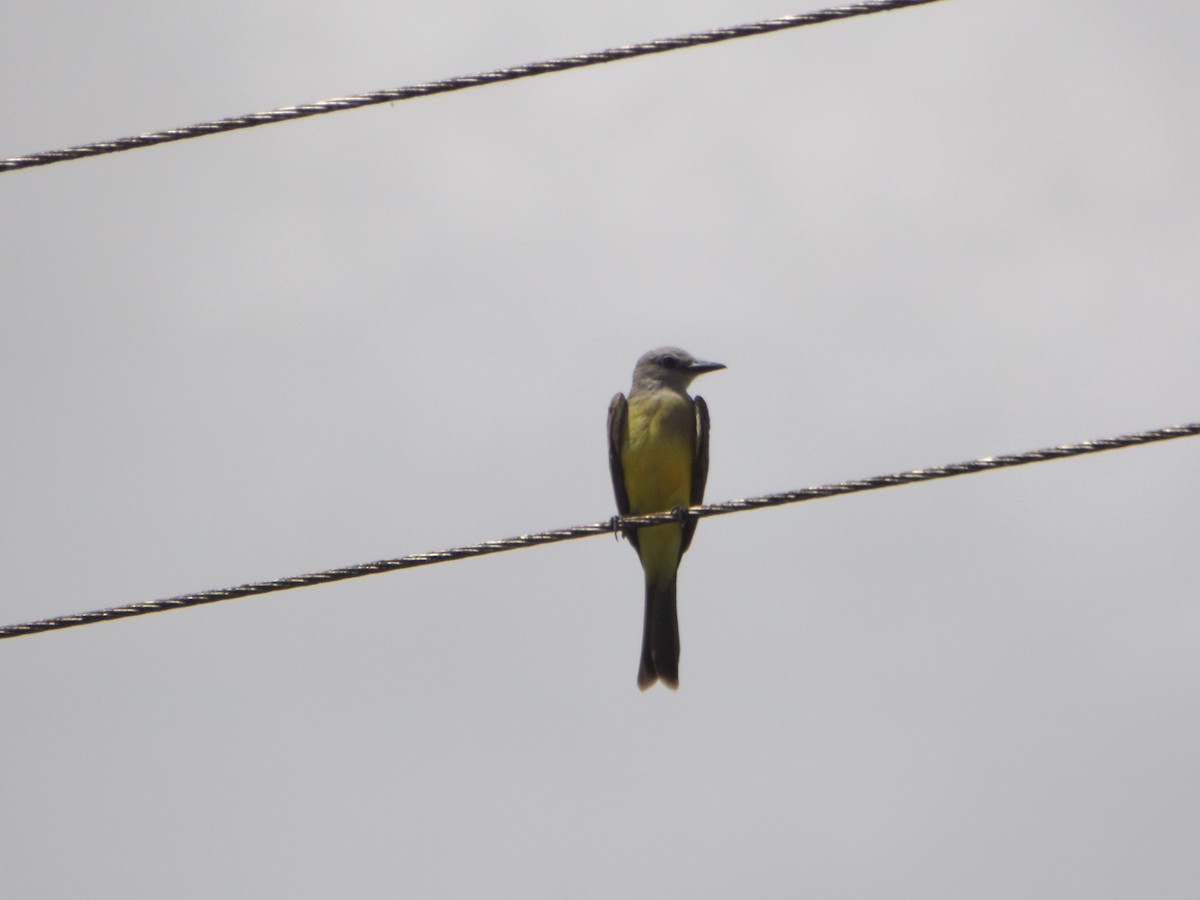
[607,393,638,552]
[680,395,710,556]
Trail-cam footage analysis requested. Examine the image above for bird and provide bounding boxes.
[607,347,725,690]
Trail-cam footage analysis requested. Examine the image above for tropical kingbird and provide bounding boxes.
[608,347,725,690]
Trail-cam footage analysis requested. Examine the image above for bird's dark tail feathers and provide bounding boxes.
[638,576,680,690]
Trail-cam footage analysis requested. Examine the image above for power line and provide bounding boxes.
[1,0,947,174]
[2,420,1196,641]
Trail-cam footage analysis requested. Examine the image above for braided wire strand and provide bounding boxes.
[1,420,1195,640]
[1,0,946,173]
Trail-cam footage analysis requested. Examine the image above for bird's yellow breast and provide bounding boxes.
[620,391,695,514]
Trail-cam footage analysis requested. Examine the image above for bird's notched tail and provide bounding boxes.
[638,576,680,690]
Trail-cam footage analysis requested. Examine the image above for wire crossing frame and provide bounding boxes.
[1,0,947,173]
[1,421,1196,640]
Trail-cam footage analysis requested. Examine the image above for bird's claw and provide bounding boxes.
[609,515,625,542]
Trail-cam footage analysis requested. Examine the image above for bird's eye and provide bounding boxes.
[660,355,679,369]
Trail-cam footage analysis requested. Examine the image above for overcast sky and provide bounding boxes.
[3,0,1200,897]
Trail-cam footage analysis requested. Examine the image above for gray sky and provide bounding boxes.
[3,1,1200,896]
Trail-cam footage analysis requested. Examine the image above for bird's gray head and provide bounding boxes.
[630,347,726,394]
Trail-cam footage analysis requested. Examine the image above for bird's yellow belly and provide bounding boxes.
[621,394,694,512]
[620,393,694,585]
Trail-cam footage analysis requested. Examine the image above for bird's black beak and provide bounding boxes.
[687,360,726,375]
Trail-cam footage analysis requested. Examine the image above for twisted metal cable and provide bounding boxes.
[2,420,1196,641]
[1,0,946,174]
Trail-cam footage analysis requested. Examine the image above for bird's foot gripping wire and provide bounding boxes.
[671,505,692,525]
[609,515,626,542]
